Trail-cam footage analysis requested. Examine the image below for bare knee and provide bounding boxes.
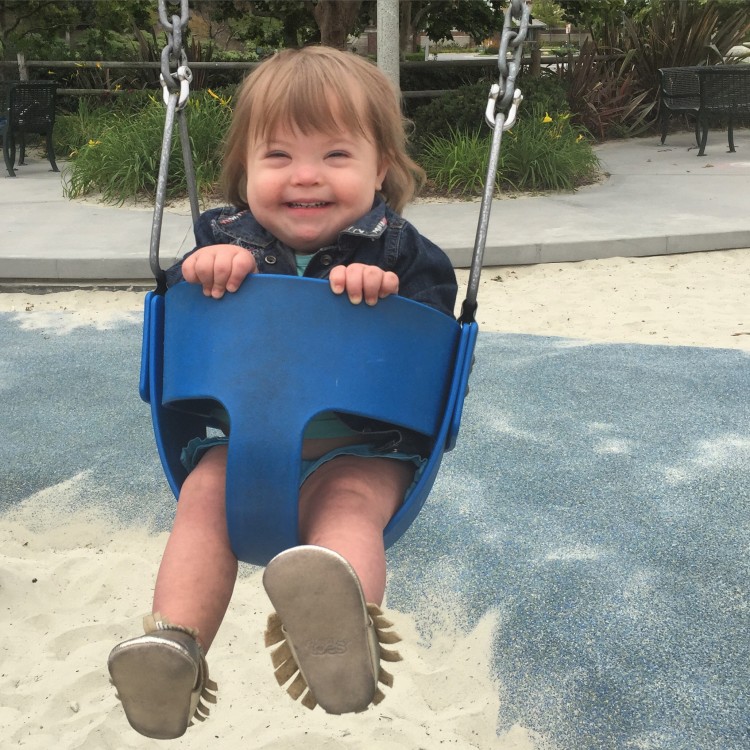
[299,456,414,536]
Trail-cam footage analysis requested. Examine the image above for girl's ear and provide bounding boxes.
[376,159,389,191]
[238,173,248,205]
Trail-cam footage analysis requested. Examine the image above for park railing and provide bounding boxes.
[0,54,613,99]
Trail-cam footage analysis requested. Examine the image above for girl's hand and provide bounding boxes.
[182,244,257,298]
[329,263,399,306]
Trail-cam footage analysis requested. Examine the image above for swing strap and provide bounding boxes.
[459,0,531,324]
[150,0,200,294]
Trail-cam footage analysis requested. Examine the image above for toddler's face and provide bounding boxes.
[244,125,388,253]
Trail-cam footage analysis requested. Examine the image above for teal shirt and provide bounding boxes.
[295,252,314,276]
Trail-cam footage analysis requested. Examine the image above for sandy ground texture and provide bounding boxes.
[0,248,747,749]
[1,248,747,348]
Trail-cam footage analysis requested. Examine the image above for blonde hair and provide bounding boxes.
[222,46,424,214]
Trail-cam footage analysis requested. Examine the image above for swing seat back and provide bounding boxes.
[141,275,477,566]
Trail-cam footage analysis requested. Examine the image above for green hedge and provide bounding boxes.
[410,74,569,144]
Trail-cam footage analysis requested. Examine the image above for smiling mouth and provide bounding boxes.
[287,201,329,208]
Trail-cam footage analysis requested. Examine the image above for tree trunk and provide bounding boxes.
[311,0,362,49]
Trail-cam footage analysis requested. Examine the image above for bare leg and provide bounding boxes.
[297,455,414,605]
[152,446,237,651]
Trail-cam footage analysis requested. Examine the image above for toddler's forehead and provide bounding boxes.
[249,121,375,152]
[249,88,371,144]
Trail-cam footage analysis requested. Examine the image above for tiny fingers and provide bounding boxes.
[210,252,235,298]
[329,265,347,295]
[181,246,255,298]
[378,271,399,300]
[328,265,400,306]
[362,265,386,306]
[226,252,256,293]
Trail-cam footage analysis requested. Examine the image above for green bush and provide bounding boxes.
[55,86,595,204]
[419,106,599,195]
[54,92,156,155]
[61,89,233,203]
[410,75,569,144]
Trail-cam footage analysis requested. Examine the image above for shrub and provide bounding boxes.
[419,106,599,195]
[62,89,233,203]
[410,75,569,144]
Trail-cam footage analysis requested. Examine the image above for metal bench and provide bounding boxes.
[1,81,59,177]
[659,65,750,156]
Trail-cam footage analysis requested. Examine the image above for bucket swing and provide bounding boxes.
[141,0,531,567]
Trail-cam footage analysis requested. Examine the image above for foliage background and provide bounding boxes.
[5,0,750,201]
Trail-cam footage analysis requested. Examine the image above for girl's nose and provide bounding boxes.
[290,162,321,186]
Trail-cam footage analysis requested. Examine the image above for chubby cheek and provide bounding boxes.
[245,175,278,213]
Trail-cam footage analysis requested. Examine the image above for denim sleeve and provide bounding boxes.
[394,226,458,319]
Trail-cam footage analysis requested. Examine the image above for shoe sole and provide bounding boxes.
[108,634,199,739]
[263,545,377,714]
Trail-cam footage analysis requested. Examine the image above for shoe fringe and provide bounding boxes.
[264,603,402,712]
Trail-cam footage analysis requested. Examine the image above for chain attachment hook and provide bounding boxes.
[161,65,192,109]
[485,85,524,131]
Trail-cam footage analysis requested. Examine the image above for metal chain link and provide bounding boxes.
[460,0,530,323]
[150,0,199,290]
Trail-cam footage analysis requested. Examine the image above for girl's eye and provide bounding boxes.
[266,150,289,159]
[327,151,349,159]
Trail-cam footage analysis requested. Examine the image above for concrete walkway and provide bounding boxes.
[1,129,748,281]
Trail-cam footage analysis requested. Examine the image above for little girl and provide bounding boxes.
[108,46,457,739]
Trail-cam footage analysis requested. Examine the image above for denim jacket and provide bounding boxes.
[166,198,457,318]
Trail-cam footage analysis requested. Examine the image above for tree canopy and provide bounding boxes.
[0,0,152,58]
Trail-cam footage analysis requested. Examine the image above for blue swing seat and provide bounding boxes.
[140,275,477,566]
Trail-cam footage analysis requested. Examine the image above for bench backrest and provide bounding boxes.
[698,66,750,112]
[6,82,57,133]
[659,67,701,111]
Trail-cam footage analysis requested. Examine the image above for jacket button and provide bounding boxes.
[320,254,333,266]
[265,255,277,264]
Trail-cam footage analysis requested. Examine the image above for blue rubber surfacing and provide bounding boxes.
[1,313,748,750]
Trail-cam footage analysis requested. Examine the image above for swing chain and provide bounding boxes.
[483,0,530,131]
[151,0,200,291]
[158,0,190,99]
[460,0,531,324]
[496,0,531,111]
[158,0,192,110]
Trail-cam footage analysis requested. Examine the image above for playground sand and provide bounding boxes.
[1,247,747,349]
[0,248,747,748]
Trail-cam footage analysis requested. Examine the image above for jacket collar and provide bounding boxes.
[215,197,389,250]
[340,198,389,240]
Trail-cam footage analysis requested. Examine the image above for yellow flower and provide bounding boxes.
[542,112,553,123]
[207,88,231,106]
[114,83,121,91]
[87,139,102,147]
[576,134,584,143]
